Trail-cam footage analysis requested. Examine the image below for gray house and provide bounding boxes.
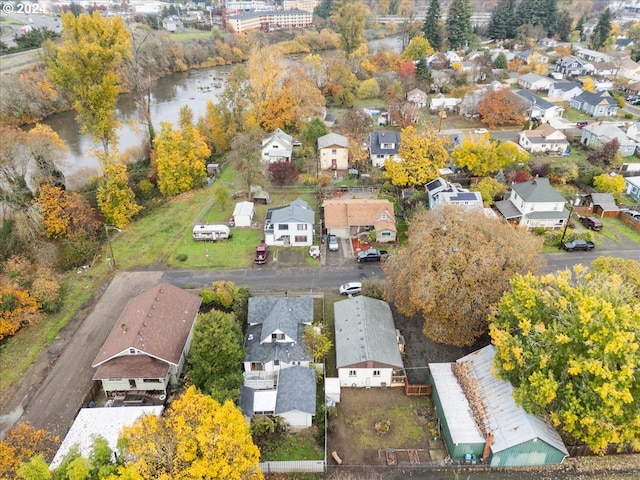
[547,82,583,101]
[515,90,564,120]
[369,131,401,168]
[334,296,404,388]
[570,91,619,117]
[430,345,569,467]
[555,55,595,77]
[580,123,639,156]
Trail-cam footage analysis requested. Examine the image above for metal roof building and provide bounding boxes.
[429,345,569,467]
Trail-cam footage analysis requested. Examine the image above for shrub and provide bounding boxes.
[176,253,188,262]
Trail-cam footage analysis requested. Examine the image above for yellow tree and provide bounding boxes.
[46,12,131,154]
[117,386,263,480]
[154,107,211,196]
[593,172,625,193]
[582,77,596,92]
[384,126,449,187]
[451,134,529,176]
[197,100,232,154]
[96,152,143,228]
[402,36,434,61]
[0,422,58,479]
[383,206,542,346]
[245,45,284,130]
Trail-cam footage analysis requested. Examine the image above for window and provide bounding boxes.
[279,224,289,230]
[271,333,285,341]
[331,149,337,154]
[143,378,162,383]
[381,231,391,237]
[295,235,307,242]
[129,348,135,354]
[129,379,136,388]
[274,360,280,366]
[349,370,356,377]
[297,224,308,230]
[373,370,381,377]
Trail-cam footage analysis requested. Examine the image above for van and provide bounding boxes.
[580,216,603,231]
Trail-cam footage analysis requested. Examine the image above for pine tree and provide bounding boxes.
[556,9,573,42]
[422,0,444,51]
[591,8,613,50]
[493,51,508,69]
[488,0,516,39]
[445,0,472,50]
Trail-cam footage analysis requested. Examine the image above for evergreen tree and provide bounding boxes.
[591,8,613,50]
[556,9,573,42]
[445,0,472,50]
[488,0,516,39]
[314,0,331,19]
[576,15,585,41]
[416,57,432,84]
[493,51,508,69]
[422,0,444,51]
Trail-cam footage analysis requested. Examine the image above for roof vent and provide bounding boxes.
[248,334,254,341]
[156,297,160,301]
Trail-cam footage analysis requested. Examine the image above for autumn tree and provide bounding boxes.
[219,64,251,135]
[422,0,444,51]
[95,153,143,228]
[402,36,435,61]
[452,134,529,176]
[117,386,263,480]
[591,256,640,292]
[397,0,420,50]
[197,100,232,154]
[229,129,264,192]
[383,206,541,346]
[188,310,245,403]
[302,324,333,363]
[36,184,101,240]
[384,126,448,187]
[268,161,299,186]
[46,12,131,154]
[593,172,625,194]
[333,2,370,56]
[473,176,507,206]
[477,89,526,128]
[582,77,596,92]
[587,138,621,167]
[490,266,640,453]
[154,108,211,196]
[0,282,40,341]
[0,422,58,479]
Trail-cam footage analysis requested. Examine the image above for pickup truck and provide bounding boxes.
[562,239,595,252]
[356,248,388,262]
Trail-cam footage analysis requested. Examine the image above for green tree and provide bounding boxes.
[452,134,529,176]
[490,267,640,453]
[46,12,131,154]
[493,51,508,69]
[357,78,381,99]
[422,0,444,51]
[402,36,434,61]
[473,176,507,206]
[96,154,143,228]
[300,117,330,147]
[591,8,613,50]
[212,183,231,210]
[302,324,333,363]
[187,310,244,403]
[17,455,51,480]
[445,0,472,50]
[384,206,541,346]
[333,2,370,56]
[229,129,264,192]
[383,126,449,187]
[117,386,263,479]
[488,0,516,39]
[556,9,573,42]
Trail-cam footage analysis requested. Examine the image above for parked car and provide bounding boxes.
[580,216,603,231]
[622,210,640,222]
[356,248,388,262]
[474,128,488,134]
[339,282,362,295]
[576,121,589,128]
[254,242,268,264]
[328,235,339,251]
[562,239,596,251]
[292,140,302,147]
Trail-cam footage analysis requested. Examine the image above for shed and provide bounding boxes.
[233,201,255,227]
[586,193,620,217]
[430,345,568,467]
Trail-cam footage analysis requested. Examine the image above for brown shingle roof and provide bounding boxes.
[324,199,396,230]
[93,355,170,380]
[92,282,202,368]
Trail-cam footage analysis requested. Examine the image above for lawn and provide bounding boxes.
[170,29,215,41]
[260,428,324,461]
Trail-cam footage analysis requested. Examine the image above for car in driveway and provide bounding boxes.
[339,282,362,295]
[328,235,339,251]
[356,248,388,262]
[579,216,603,231]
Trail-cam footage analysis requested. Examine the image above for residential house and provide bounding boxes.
[626,80,640,96]
[489,49,515,63]
[624,176,640,202]
[518,73,554,92]
[570,91,619,117]
[92,283,202,399]
[427,53,448,69]
[407,88,428,108]
[262,128,293,163]
[624,122,640,143]
[445,50,463,64]
[50,406,164,469]
[264,197,314,246]
[580,123,639,156]
[459,82,507,116]
[592,61,618,78]
[518,124,569,154]
[513,50,548,64]
[495,177,569,229]
[618,58,640,81]
[430,94,460,112]
[369,131,401,168]
[555,55,595,77]
[241,296,316,429]
[429,345,569,466]
[515,90,564,120]
[232,201,255,227]
[334,296,405,388]
[318,133,349,171]
[616,38,635,50]
[576,48,613,63]
[584,193,620,218]
[323,198,397,242]
[425,177,483,210]
[547,82,583,101]
[539,37,558,48]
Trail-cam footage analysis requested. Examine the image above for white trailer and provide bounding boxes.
[192,224,231,241]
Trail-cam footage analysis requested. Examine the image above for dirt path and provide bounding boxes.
[0,272,163,440]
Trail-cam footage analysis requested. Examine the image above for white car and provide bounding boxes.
[328,235,339,251]
[339,282,362,296]
[474,128,489,135]
[309,245,320,259]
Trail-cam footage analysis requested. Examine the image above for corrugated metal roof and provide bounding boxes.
[429,363,485,445]
[458,346,568,456]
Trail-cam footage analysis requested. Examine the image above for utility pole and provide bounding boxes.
[105,225,122,269]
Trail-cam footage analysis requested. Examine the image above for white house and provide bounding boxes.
[369,131,401,167]
[263,197,314,246]
[547,82,583,102]
[519,124,569,154]
[555,55,595,77]
[334,296,405,388]
[518,73,554,92]
[318,132,349,171]
[92,283,202,399]
[232,201,255,227]
[407,88,428,108]
[495,177,569,229]
[262,128,293,163]
[430,95,460,112]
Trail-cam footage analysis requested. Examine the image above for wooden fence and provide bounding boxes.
[404,377,432,396]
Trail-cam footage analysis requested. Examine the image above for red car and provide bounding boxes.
[254,243,268,264]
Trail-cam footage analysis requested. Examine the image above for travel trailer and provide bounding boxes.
[192,224,231,241]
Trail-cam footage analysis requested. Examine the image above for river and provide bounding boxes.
[42,36,402,179]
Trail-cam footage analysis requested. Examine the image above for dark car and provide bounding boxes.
[356,248,388,262]
[562,239,596,251]
[576,121,589,128]
[254,242,268,264]
[580,216,603,231]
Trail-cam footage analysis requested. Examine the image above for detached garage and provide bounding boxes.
[429,345,568,467]
[232,201,255,227]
